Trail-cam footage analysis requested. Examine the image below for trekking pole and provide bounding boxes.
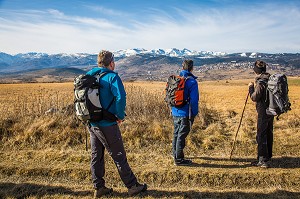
[189,103,192,130]
[85,127,88,151]
[84,123,89,151]
[229,92,250,160]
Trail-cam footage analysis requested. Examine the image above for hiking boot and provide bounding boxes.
[257,161,270,168]
[128,182,147,196]
[94,186,113,198]
[174,159,192,166]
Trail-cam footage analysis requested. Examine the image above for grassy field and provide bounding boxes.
[0,77,300,198]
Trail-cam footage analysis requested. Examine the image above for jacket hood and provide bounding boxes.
[180,70,198,79]
[255,72,270,83]
[86,67,114,76]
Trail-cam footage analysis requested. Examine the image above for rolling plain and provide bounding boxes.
[0,78,300,198]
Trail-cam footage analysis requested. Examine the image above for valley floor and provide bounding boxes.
[1,79,300,198]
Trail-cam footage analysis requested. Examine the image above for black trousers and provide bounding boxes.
[88,125,137,189]
[256,114,274,161]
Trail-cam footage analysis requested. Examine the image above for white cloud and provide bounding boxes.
[86,5,128,17]
[47,9,65,18]
[0,9,133,54]
[0,3,300,54]
[128,3,300,53]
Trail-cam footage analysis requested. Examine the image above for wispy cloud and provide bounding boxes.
[47,9,65,18]
[129,3,300,53]
[86,5,128,17]
[0,9,133,54]
[0,2,300,54]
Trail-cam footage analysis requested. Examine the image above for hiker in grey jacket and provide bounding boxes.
[87,50,147,198]
[248,60,274,168]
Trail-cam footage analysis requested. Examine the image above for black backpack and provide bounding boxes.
[266,74,291,118]
[74,72,117,123]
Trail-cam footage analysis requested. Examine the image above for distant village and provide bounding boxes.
[197,61,292,73]
[130,61,299,81]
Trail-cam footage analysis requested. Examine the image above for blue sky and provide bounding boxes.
[0,0,300,54]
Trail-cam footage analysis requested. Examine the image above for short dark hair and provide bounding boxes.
[182,60,193,71]
[253,60,266,74]
[97,50,114,67]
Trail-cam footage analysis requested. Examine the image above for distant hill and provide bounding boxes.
[1,49,300,82]
[0,67,86,83]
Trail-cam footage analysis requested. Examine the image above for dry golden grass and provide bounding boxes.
[0,83,73,119]
[0,77,300,198]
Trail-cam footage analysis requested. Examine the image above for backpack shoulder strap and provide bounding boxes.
[182,76,193,103]
[184,74,196,82]
[257,79,268,89]
[96,71,115,79]
[257,79,269,104]
[257,78,267,84]
[95,71,115,111]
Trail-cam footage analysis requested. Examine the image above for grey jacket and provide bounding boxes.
[249,73,270,116]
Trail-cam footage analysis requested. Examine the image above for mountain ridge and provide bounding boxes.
[1,49,300,83]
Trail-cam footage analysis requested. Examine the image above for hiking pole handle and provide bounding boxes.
[229,92,250,160]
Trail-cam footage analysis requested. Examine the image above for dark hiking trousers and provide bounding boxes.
[172,116,194,161]
[88,124,137,189]
[256,114,274,161]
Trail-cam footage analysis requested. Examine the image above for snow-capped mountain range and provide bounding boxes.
[2,48,228,59]
[0,48,299,75]
[113,48,227,57]
[0,48,230,73]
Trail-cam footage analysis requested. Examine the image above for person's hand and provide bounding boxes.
[117,119,124,124]
[248,82,254,88]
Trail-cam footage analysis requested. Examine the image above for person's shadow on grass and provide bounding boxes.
[188,156,300,169]
[1,182,299,198]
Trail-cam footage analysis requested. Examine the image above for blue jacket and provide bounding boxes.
[172,70,199,117]
[86,67,126,127]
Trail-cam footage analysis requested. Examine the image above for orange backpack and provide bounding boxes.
[165,75,190,107]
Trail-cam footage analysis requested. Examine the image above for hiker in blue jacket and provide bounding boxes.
[172,60,199,166]
[86,50,147,198]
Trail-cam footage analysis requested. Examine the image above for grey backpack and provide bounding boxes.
[74,72,117,123]
[266,74,291,118]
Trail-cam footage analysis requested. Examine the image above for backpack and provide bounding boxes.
[165,75,191,107]
[74,72,117,123]
[266,74,291,117]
